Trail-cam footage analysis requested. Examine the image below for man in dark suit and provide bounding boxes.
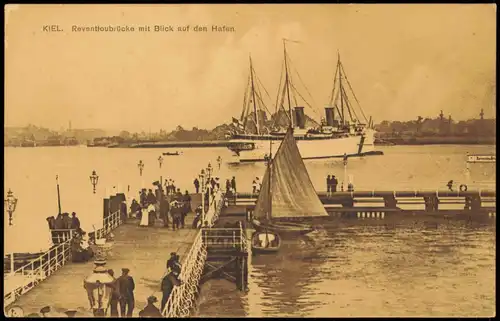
[117,268,135,317]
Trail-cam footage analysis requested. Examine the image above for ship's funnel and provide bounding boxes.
[293,107,306,129]
[257,110,267,130]
[325,107,335,126]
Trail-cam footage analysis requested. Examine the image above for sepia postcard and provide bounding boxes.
[3,4,496,318]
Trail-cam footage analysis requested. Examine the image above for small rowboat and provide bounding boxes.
[251,231,281,254]
[252,219,314,238]
[163,151,181,156]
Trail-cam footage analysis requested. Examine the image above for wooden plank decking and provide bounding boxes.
[7,195,201,317]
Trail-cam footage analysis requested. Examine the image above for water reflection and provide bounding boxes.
[200,221,495,317]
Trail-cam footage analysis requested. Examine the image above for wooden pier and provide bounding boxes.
[200,224,249,291]
[3,209,122,310]
[234,190,496,220]
[4,181,250,318]
[4,209,201,316]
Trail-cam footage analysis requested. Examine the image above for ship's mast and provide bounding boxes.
[249,55,260,135]
[338,53,345,127]
[284,40,293,129]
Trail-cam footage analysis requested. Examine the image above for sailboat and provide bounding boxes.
[251,127,329,237]
[227,40,378,162]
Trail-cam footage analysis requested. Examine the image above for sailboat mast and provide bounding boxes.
[267,140,272,221]
[249,56,260,135]
[338,54,345,127]
[284,40,293,129]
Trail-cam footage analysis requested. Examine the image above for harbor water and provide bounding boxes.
[4,144,496,316]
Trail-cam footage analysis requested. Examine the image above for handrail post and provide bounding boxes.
[47,248,51,275]
[39,256,43,279]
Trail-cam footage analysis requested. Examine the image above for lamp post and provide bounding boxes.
[83,258,115,317]
[5,189,18,275]
[158,156,164,188]
[5,189,18,226]
[343,153,348,192]
[138,160,144,176]
[199,169,205,223]
[216,156,222,170]
[207,162,213,181]
[158,155,163,169]
[90,171,99,194]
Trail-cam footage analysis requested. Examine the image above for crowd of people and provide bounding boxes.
[45,212,96,263]
[95,253,183,318]
[129,182,194,230]
[46,212,81,232]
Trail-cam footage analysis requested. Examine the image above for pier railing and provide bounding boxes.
[201,222,248,252]
[51,229,77,245]
[4,209,123,308]
[162,218,248,318]
[162,230,207,318]
[161,192,225,317]
[205,192,225,227]
[4,239,72,307]
[91,210,122,240]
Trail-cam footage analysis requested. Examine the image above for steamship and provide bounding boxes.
[226,41,378,162]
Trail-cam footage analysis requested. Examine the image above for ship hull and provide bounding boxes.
[229,129,376,162]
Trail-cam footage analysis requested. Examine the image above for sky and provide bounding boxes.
[4,4,497,132]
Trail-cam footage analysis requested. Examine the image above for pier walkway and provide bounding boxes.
[5,191,231,317]
[5,195,209,316]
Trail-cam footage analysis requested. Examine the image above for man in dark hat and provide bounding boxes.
[231,176,237,193]
[62,213,72,229]
[139,296,163,317]
[170,202,182,231]
[332,175,338,193]
[46,216,56,230]
[160,270,182,312]
[166,252,177,272]
[160,194,170,228]
[175,188,183,201]
[140,189,147,207]
[107,269,120,317]
[193,178,200,194]
[117,268,135,317]
[146,189,157,206]
[326,175,331,194]
[71,212,80,230]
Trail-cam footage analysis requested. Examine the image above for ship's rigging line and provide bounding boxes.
[341,85,357,122]
[249,64,278,133]
[285,52,321,120]
[328,61,340,107]
[339,61,369,124]
[240,73,251,129]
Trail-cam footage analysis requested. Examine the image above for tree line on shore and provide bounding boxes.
[5,112,495,147]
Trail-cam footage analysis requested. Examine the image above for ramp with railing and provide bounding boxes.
[162,194,248,318]
[3,210,122,308]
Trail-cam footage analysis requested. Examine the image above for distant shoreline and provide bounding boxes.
[375,136,496,146]
[5,137,496,148]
